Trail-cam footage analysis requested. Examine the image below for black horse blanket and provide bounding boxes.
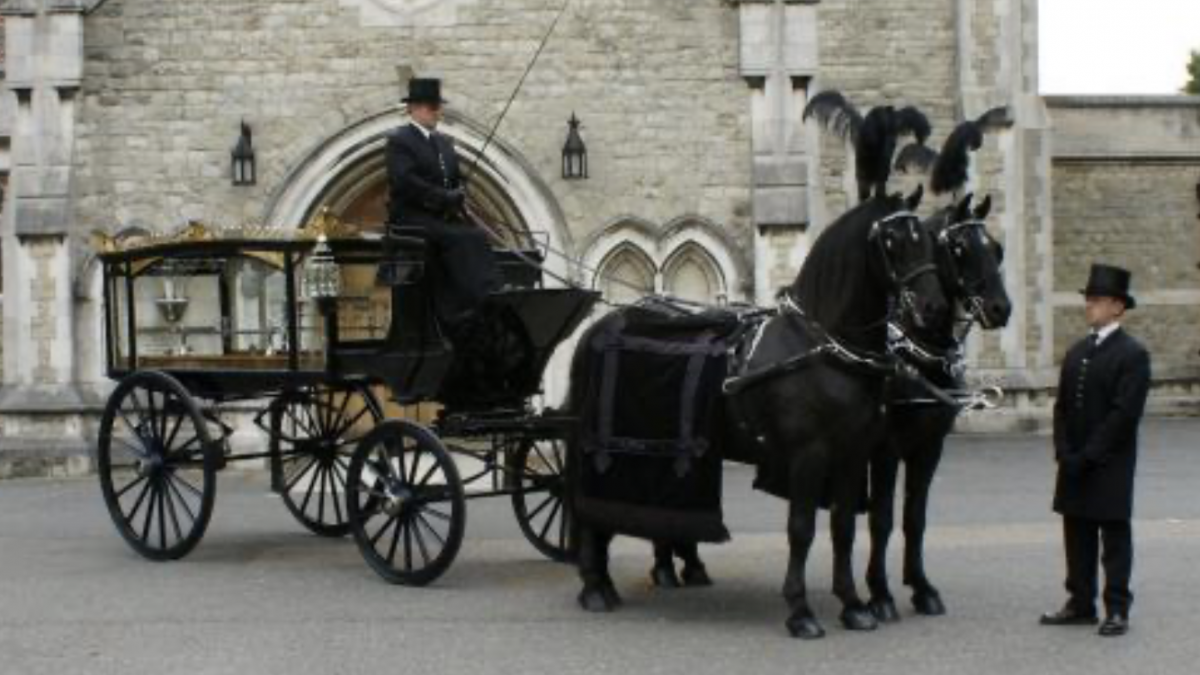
[573,303,743,542]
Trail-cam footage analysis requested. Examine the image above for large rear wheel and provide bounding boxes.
[346,420,466,585]
[97,371,218,560]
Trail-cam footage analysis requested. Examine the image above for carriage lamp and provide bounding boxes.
[231,121,256,186]
[561,113,588,180]
[304,235,341,304]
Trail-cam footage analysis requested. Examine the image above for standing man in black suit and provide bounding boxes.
[385,77,499,326]
[1040,264,1151,637]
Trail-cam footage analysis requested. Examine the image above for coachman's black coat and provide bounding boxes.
[385,123,498,321]
[1053,328,1151,522]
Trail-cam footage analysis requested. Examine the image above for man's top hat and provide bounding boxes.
[403,78,446,105]
[1080,263,1136,309]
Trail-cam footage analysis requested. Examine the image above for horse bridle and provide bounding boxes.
[936,218,1004,330]
[868,210,940,330]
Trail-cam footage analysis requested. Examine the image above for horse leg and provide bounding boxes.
[578,525,621,611]
[783,496,825,639]
[650,540,681,588]
[830,477,878,632]
[903,444,946,616]
[675,541,712,587]
[866,453,902,623]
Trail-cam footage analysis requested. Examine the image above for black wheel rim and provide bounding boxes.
[347,421,465,585]
[98,372,215,561]
[274,384,381,537]
[509,439,570,562]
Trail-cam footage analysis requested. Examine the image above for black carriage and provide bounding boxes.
[94,217,598,585]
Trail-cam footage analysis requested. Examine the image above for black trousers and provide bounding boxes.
[1062,515,1133,616]
[389,220,499,325]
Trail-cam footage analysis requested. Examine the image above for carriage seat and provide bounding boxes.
[376,225,428,287]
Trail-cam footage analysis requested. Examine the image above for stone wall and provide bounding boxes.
[1049,97,1200,377]
[72,0,752,252]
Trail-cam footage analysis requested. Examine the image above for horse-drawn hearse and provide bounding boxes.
[93,212,597,585]
[93,90,1013,639]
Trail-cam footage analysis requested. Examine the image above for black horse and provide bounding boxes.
[569,186,948,639]
[864,110,1015,623]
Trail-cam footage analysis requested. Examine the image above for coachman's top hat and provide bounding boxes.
[403,78,446,105]
[1080,263,1136,309]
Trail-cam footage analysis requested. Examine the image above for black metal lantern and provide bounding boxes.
[231,121,256,186]
[562,113,587,180]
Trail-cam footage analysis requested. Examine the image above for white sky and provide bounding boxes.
[1039,0,1200,95]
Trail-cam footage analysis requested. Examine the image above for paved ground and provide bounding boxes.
[1,419,1198,675]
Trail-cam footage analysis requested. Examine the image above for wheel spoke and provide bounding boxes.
[329,462,345,525]
[140,481,158,543]
[415,461,439,488]
[410,514,432,565]
[421,507,452,523]
[163,477,185,543]
[124,477,154,526]
[164,472,198,524]
[402,518,414,571]
[526,492,556,521]
[414,510,447,548]
[332,405,371,444]
[385,514,404,565]
[157,482,168,550]
[285,455,319,494]
[537,498,563,542]
[114,473,148,500]
[369,512,400,546]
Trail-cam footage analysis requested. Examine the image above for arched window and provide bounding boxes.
[663,243,725,304]
[596,244,655,305]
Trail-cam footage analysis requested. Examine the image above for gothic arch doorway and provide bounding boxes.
[264,108,572,277]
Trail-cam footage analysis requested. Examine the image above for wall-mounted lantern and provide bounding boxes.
[562,113,588,180]
[231,121,256,186]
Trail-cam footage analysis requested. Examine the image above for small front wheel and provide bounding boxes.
[346,420,465,585]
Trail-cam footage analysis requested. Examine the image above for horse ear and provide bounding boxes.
[954,193,974,221]
[905,183,924,210]
[974,194,992,219]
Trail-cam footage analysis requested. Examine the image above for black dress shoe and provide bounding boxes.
[1098,614,1129,637]
[1040,605,1099,626]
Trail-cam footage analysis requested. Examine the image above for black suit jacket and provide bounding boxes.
[385,124,463,228]
[1053,328,1151,521]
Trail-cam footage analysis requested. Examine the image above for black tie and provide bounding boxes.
[1086,332,1099,355]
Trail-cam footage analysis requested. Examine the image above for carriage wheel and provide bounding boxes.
[97,371,218,561]
[346,420,466,585]
[507,438,571,562]
[271,383,382,537]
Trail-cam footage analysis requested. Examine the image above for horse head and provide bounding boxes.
[868,185,948,331]
[929,193,1011,330]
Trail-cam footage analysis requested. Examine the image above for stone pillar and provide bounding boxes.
[0,0,94,477]
[736,0,820,305]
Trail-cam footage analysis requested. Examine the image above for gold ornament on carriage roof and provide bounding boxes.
[296,207,361,241]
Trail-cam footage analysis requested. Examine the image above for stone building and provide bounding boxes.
[1,0,1197,474]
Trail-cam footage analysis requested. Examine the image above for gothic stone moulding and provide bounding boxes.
[338,0,479,28]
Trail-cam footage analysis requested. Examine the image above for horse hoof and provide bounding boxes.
[650,565,681,588]
[913,592,946,616]
[786,613,826,640]
[868,598,901,623]
[840,606,879,631]
[578,586,616,612]
[680,565,713,587]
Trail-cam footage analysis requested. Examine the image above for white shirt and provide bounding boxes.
[412,122,434,139]
[1092,322,1120,346]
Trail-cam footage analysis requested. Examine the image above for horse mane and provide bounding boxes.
[790,197,899,350]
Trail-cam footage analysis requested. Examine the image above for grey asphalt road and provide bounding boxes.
[1,419,1198,675]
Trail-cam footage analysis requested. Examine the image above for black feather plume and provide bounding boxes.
[856,106,895,201]
[803,90,864,144]
[974,106,1012,132]
[930,121,983,195]
[893,106,932,145]
[894,142,939,174]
